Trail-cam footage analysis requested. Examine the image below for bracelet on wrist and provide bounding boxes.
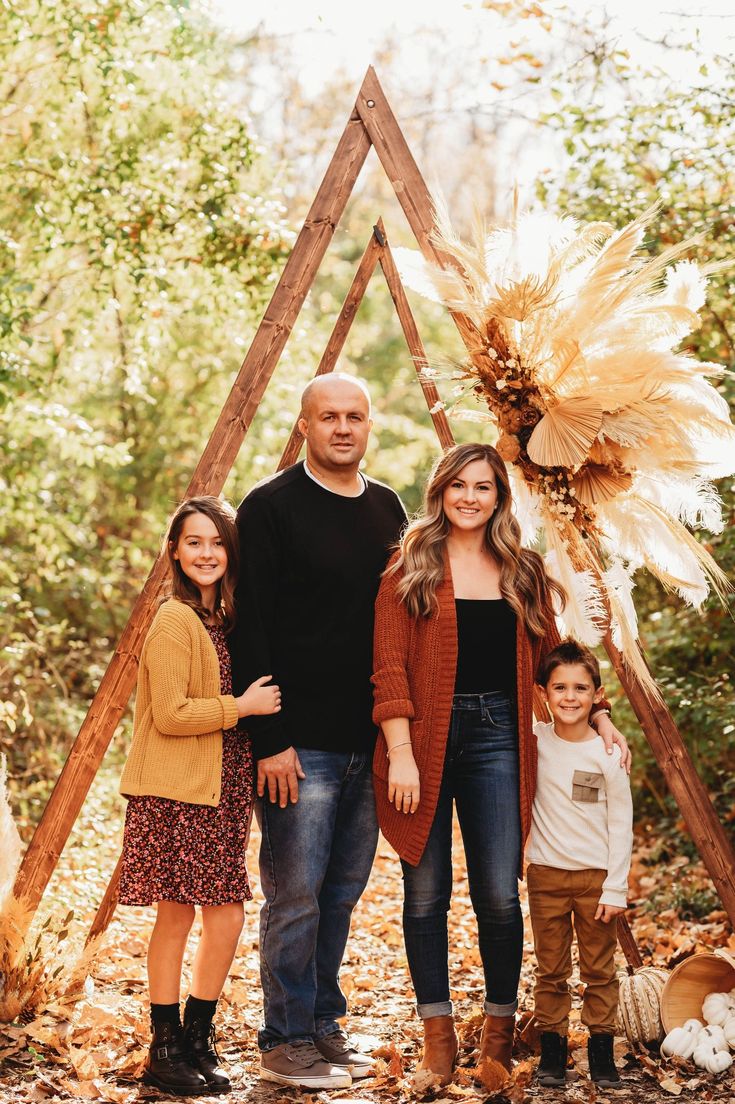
[387,740,412,759]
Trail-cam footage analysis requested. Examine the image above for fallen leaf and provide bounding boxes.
[474,1055,509,1092]
[659,1076,683,1095]
[68,1047,99,1081]
[412,1068,443,1092]
[58,1079,101,1099]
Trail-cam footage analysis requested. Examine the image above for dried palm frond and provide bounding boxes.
[527,396,603,469]
[397,202,735,694]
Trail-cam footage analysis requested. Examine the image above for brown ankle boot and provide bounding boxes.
[479,1014,514,1073]
[418,1015,458,1085]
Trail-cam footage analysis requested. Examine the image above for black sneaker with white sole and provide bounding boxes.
[259,1040,352,1089]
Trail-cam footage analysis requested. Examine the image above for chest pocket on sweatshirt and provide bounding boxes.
[572,770,605,803]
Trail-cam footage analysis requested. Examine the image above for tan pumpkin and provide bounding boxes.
[616,966,669,1043]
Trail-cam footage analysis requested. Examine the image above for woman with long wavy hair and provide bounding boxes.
[371,443,628,1083]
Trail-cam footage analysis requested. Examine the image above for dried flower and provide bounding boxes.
[495,433,521,462]
[520,405,541,426]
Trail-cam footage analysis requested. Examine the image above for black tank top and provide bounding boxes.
[454,598,517,696]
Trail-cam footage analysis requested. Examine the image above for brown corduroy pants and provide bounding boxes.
[527,863,618,1035]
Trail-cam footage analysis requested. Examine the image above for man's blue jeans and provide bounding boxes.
[256,748,378,1050]
[401,693,523,1019]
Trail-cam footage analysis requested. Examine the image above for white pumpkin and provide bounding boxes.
[701,991,735,1026]
[695,1024,727,1050]
[660,1018,704,1059]
[722,1014,735,1048]
[692,1042,733,1074]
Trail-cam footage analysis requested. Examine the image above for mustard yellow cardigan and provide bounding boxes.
[119,599,240,807]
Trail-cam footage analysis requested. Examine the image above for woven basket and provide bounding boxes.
[660,949,735,1033]
[617,966,669,1042]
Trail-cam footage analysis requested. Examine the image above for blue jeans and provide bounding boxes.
[401,693,523,1019]
[257,749,379,1050]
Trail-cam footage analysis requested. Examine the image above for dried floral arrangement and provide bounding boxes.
[395,203,734,696]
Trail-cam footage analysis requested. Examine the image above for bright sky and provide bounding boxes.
[211,0,734,92]
[208,0,734,217]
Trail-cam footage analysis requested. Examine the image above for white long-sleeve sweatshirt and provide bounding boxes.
[526,721,634,908]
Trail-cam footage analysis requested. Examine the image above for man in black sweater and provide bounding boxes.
[232,374,406,1090]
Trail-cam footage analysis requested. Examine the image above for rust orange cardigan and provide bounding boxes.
[371,552,564,870]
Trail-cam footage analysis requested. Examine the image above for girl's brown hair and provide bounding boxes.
[387,442,565,637]
[164,496,239,632]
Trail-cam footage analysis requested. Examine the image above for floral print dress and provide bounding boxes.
[119,624,254,906]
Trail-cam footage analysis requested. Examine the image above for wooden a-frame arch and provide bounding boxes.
[11,69,735,956]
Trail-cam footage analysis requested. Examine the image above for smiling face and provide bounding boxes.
[172,512,228,602]
[297,376,373,473]
[441,458,498,535]
[544,662,604,729]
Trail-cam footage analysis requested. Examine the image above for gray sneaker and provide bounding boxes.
[260,1040,352,1089]
[315,1030,376,1079]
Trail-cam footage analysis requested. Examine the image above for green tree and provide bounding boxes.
[0,0,293,815]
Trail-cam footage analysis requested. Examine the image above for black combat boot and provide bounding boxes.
[588,1033,623,1089]
[143,1020,208,1095]
[537,1032,568,1087]
[184,1014,232,1093]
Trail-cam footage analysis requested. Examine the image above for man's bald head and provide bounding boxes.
[297,373,373,478]
[300,373,372,421]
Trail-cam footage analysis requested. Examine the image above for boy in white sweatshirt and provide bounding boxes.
[527,639,633,1091]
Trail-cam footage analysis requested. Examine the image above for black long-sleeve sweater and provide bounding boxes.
[231,462,406,759]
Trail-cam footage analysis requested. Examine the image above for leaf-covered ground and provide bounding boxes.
[2,765,735,1104]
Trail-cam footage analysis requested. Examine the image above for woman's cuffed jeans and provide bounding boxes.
[401,693,523,1020]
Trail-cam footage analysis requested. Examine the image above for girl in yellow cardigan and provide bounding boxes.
[119,496,280,1096]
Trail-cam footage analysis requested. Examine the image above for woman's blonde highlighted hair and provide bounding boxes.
[388,443,565,636]
[164,495,239,632]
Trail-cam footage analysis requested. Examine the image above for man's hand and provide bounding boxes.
[257,747,306,808]
[595,902,626,923]
[593,712,632,774]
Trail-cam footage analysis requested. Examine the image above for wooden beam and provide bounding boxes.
[617,914,644,973]
[86,855,121,946]
[12,108,372,931]
[375,221,454,450]
[604,628,735,921]
[355,68,479,354]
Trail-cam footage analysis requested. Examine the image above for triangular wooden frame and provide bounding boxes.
[11,69,735,957]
